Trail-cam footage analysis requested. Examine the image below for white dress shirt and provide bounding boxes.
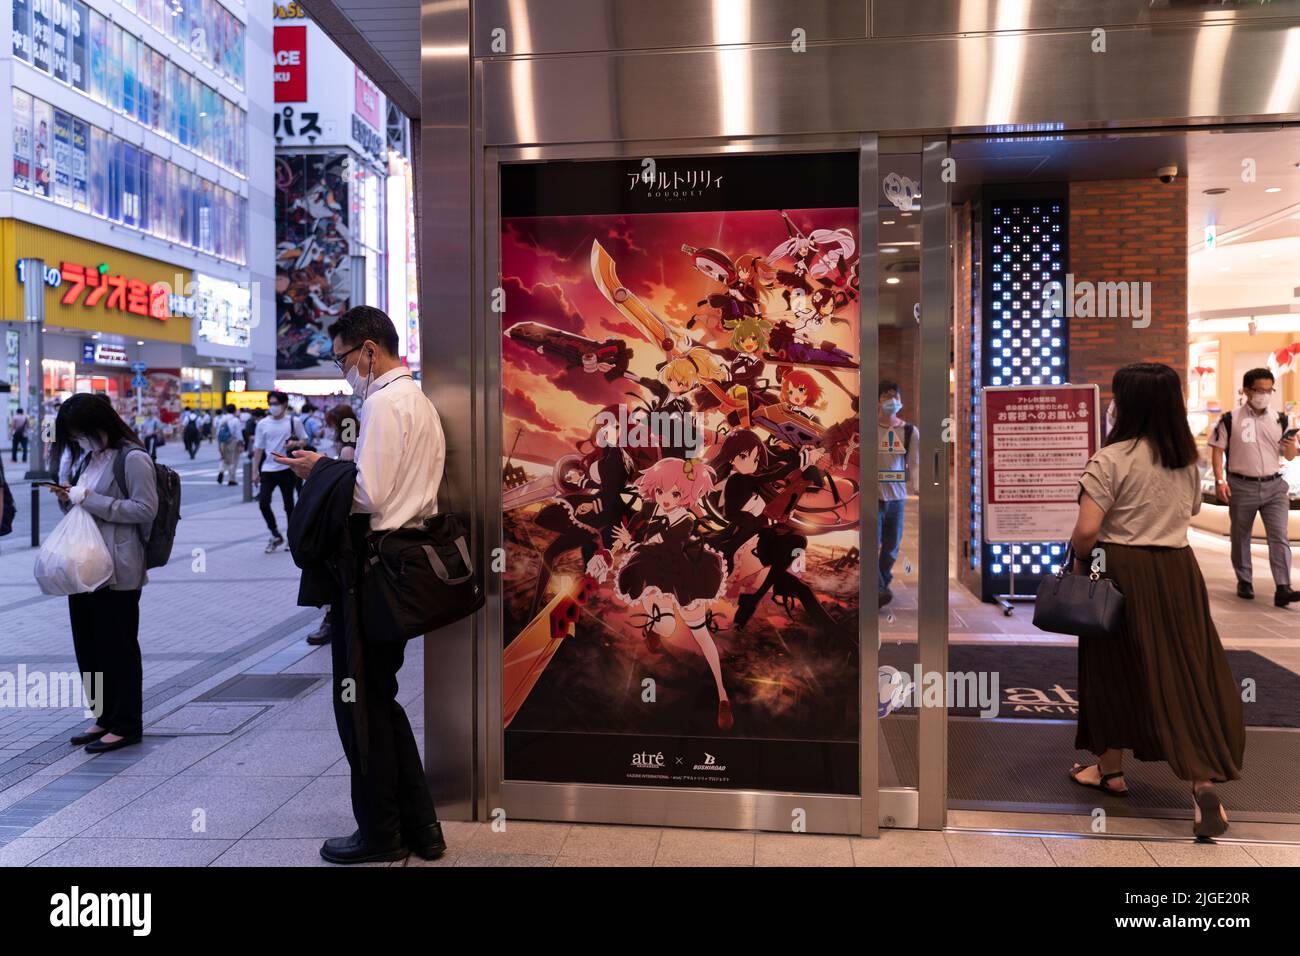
[353,366,445,531]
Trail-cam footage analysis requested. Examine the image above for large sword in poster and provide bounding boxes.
[590,240,746,420]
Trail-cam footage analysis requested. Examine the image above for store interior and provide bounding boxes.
[875,127,1300,828]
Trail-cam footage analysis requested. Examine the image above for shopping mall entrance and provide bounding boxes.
[872,126,1300,836]
[421,1,1300,843]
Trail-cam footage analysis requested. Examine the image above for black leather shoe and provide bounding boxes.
[404,822,447,861]
[1275,586,1300,608]
[70,728,108,746]
[1237,581,1254,600]
[305,618,332,646]
[320,830,409,865]
[84,733,142,754]
[878,589,894,608]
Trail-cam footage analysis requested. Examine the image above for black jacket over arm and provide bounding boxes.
[288,458,373,770]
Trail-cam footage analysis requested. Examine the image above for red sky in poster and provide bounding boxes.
[500,207,860,467]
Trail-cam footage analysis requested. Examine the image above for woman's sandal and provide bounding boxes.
[1068,763,1130,797]
[1192,786,1229,840]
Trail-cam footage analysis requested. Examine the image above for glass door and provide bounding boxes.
[871,138,952,829]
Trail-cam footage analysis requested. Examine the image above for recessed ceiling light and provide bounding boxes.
[1202,187,1229,196]
[1265,186,1282,193]
[882,219,895,225]
[882,247,900,254]
[137,340,145,345]
[885,277,901,285]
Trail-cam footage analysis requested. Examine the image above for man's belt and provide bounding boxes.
[1227,471,1282,482]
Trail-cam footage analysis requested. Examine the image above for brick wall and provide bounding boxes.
[1067,178,1189,407]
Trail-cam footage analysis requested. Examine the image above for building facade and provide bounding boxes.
[272,4,418,396]
[1,0,275,430]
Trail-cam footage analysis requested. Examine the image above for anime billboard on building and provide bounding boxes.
[274,153,352,373]
[499,153,863,794]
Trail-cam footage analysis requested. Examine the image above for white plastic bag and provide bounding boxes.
[33,504,114,595]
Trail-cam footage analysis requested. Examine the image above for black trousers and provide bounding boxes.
[68,588,143,738]
[329,605,437,841]
[258,468,298,535]
[11,433,28,462]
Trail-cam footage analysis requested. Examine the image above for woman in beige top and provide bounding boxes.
[1065,363,1244,840]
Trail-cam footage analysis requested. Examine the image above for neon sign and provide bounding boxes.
[15,259,195,321]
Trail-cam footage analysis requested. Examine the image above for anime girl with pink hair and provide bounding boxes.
[585,456,734,730]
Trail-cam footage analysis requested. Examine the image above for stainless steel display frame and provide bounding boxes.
[479,131,891,836]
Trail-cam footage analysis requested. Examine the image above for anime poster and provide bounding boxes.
[32,97,53,199]
[275,153,353,373]
[52,109,73,207]
[12,89,32,193]
[70,118,88,212]
[500,153,863,794]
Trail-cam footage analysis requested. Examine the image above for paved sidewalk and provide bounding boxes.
[1,442,1298,866]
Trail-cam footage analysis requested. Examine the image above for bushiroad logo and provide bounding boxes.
[693,752,727,772]
[49,886,151,937]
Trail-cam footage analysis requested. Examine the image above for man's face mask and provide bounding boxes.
[268,403,285,418]
[345,346,374,399]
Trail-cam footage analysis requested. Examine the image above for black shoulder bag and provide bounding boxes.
[361,510,485,642]
[1033,545,1125,640]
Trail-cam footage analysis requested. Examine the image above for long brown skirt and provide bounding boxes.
[1075,542,1245,782]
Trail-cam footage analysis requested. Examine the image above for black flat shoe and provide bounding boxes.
[84,734,142,754]
[1237,581,1254,600]
[1276,586,1300,608]
[70,728,108,746]
[404,822,447,861]
[320,830,409,865]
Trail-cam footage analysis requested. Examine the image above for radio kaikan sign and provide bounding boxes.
[17,259,185,320]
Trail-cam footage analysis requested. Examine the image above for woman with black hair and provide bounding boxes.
[1065,363,1244,839]
[47,394,158,754]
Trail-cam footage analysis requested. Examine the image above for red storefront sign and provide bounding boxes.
[274,26,308,103]
[355,67,381,128]
[980,384,1101,542]
[59,262,170,320]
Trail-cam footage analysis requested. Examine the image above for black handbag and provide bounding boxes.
[360,511,485,641]
[1032,545,1125,640]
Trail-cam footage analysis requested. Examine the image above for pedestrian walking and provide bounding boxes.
[252,391,309,553]
[1066,363,1245,840]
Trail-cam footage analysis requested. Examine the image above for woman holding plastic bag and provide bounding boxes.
[44,395,158,754]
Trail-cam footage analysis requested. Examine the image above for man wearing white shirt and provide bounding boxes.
[274,306,446,864]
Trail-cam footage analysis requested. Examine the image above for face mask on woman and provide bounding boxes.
[74,433,104,453]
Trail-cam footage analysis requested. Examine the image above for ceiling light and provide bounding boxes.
[885,277,901,285]
[1202,187,1229,196]
[137,340,145,345]
[1265,186,1282,193]
[882,219,895,225]
[882,247,900,254]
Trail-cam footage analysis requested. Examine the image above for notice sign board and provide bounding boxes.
[981,384,1101,543]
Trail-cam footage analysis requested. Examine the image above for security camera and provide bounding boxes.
[1157,165,1179,184]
